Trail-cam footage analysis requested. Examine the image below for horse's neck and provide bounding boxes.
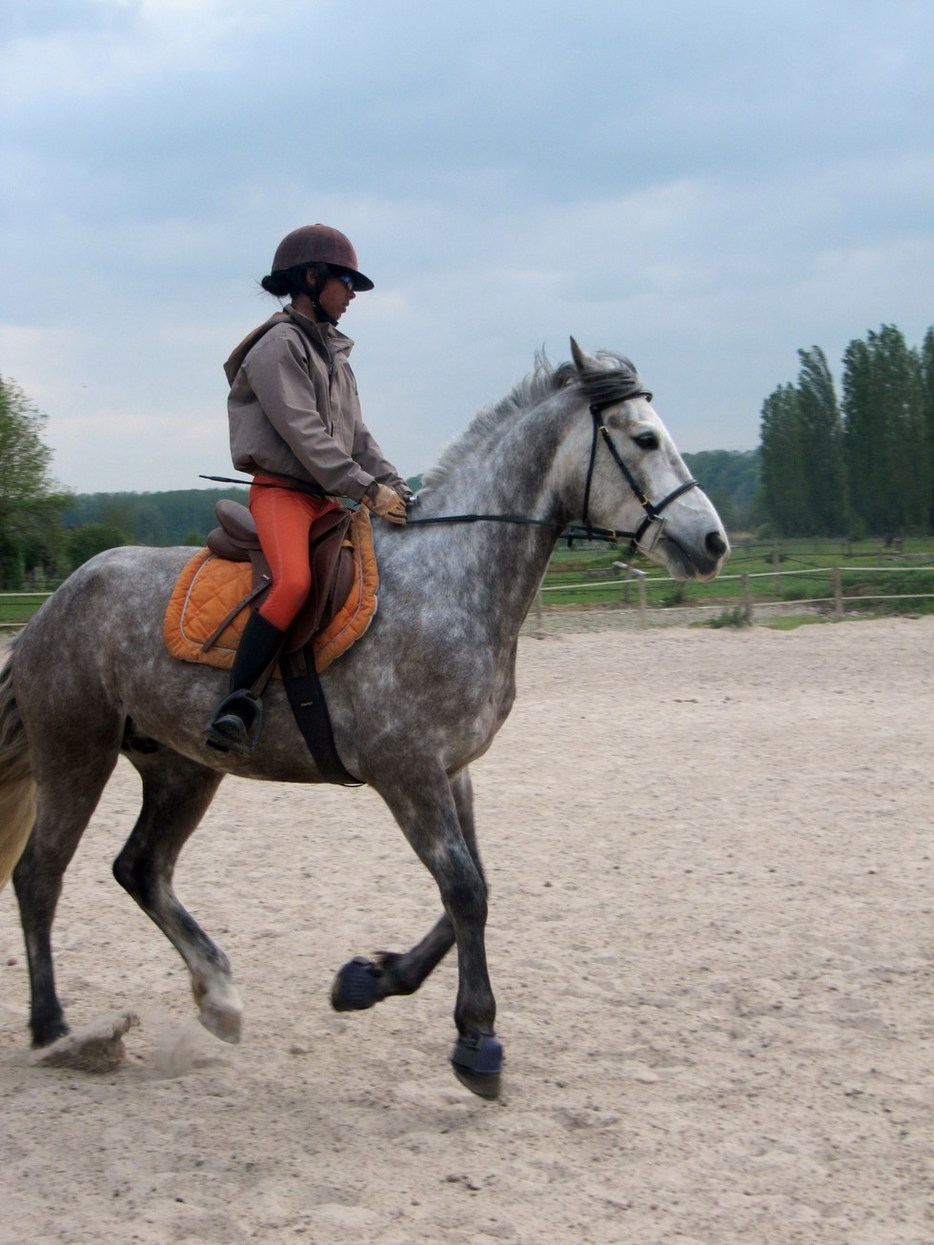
[427,399,567,521]
[401,405,568,634]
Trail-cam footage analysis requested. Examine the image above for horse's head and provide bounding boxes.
[560,339,729,581]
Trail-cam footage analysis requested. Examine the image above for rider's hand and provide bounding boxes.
[362,482,408,525]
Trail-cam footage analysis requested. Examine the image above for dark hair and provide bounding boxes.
[260,263,327,299]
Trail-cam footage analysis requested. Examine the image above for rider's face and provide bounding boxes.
[316,271,355,323]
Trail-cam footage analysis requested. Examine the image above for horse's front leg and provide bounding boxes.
[331,769,480,1004]
[334,766,502,1097]
[331,912,455,1009]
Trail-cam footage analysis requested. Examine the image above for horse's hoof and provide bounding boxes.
[31,1016,70,1050]
[330,957,384,1012]
[197,981,243,1044]
[450,1032,503,1100]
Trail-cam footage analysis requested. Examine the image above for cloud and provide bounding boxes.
[1,0,933,490]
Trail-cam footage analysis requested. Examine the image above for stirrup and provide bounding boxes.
[205,690,265,756]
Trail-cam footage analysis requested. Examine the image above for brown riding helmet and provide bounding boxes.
[270,224,374,291]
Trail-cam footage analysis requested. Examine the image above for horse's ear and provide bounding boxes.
[570,337,594,373]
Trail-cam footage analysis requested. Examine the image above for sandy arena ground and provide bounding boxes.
[0,616,931,1244]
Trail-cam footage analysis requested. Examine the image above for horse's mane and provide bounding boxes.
[421,348,647,491]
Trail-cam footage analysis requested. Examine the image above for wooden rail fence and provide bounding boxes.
[2,564,933,635]
[532,563,934,630]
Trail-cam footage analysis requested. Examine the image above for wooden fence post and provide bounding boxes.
[638,576,647,629]
[833,566,843,620]
[612,560,632,603]
[742,573,753,624]
[533,590,546,638]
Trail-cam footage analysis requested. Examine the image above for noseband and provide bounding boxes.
[578,401,700,553]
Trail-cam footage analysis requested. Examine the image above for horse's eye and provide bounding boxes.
[633,431,659,450]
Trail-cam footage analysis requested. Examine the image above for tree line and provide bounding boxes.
[759,324,934,537]
[0,375,252,588]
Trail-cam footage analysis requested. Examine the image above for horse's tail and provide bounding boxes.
[0,646,37,891]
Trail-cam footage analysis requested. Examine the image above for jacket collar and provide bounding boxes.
[223,305,355,384]
[285,305,354,358]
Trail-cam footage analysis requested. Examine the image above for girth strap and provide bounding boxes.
[281,648,362,787]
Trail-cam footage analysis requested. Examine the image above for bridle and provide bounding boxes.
[576,401,700,553]
[406,397,701,554]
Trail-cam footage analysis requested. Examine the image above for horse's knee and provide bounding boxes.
[442,858,488,926]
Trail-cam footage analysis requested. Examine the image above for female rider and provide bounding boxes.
[205,224,410,755]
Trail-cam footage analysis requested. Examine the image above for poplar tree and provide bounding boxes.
[795,346,847,534]
[920,327,934,529]
[760,383,810,535]
[760,325,932,536]
[843,326,926,534]
[841,338,880,533]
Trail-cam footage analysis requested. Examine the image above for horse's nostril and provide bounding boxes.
[706,531,728,558]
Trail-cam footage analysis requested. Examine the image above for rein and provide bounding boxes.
[407,402,700,554]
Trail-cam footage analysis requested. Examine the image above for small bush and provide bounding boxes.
[661,585,688,608]
[704,607,751,629]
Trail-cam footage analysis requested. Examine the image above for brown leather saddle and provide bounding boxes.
[206,498,355,653]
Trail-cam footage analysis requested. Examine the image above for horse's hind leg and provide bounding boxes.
[14,750,121,1047]
[114,749,241,1042]
[331,768,482,1006]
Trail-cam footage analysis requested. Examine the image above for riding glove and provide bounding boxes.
[363,481,408,525]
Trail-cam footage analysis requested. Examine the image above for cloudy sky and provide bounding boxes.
[1,0,932,494]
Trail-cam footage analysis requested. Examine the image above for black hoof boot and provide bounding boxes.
[451,1031,503,1099]
[205,690,265,756]
[330,957,384,1012]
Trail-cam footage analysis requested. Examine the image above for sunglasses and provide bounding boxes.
[332,271,355,291]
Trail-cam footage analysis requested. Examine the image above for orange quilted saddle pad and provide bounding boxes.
[163,507,378,675]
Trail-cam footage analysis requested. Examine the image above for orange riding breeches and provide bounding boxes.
[249,474,343,631]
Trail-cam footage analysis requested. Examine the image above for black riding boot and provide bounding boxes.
[205,611,286,755]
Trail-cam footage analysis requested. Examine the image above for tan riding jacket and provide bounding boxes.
[225,305,407,501]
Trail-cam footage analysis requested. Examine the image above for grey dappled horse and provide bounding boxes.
[0,341,728,1098]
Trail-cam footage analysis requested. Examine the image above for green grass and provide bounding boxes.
[0,594,51,628]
